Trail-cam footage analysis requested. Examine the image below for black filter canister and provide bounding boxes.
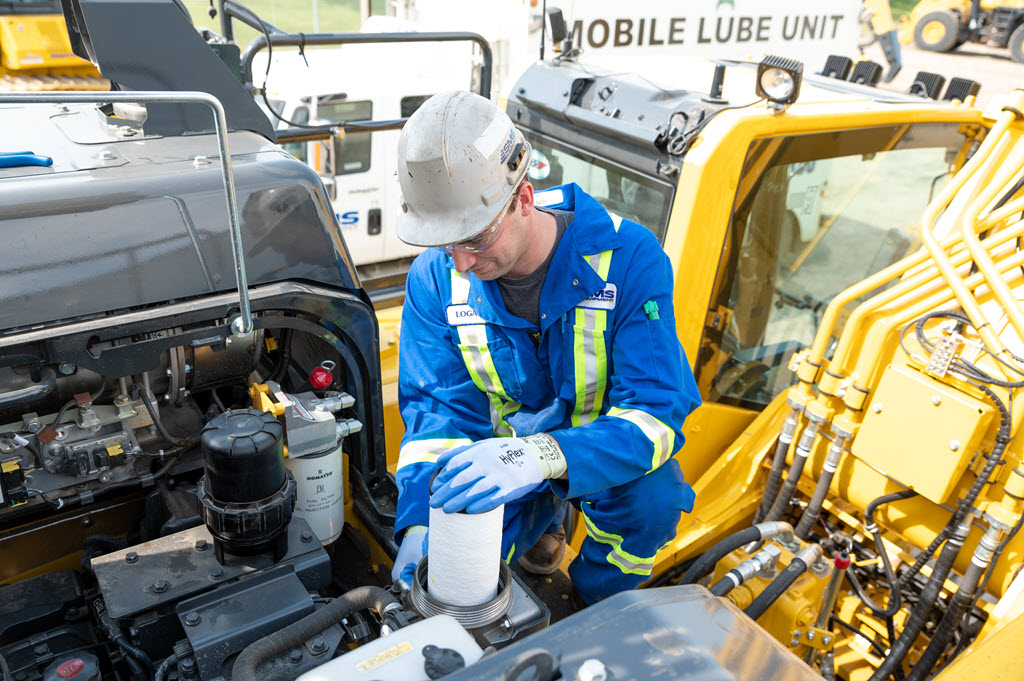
[197,408,296,563]
[201,409,285,502]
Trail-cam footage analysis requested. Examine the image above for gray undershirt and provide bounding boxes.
[496,207,573,329]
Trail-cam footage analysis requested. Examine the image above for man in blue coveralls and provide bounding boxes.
[389,91,701,605]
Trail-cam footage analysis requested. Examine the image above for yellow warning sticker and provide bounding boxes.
[355,641,412,673]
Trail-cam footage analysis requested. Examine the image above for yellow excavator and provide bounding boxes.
[0,0,106,89]
[904,0,1024,62]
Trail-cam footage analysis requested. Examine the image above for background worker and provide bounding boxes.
[390,90,701,605]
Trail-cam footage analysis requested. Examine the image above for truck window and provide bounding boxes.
[401,95,433,118]
[522,132,674,241]
[319,99,373,175]
[698,122,977,411]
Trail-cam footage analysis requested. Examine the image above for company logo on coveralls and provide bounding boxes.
[562,0,860,59]
[580,284,618,311]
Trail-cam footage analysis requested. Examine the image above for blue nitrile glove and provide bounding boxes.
[391,525,428,584]
[429,434,567,514]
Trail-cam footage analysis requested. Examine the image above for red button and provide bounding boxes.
[57,659,85,679]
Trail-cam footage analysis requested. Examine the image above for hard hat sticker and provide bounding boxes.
[473,110,511,160]
[528,149,551,181]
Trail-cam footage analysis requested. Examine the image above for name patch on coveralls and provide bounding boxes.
[447,304,485,325]
[578,283,618,310]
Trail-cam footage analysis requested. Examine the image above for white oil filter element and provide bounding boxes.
[428,504,503,606]
[286,444,344,544]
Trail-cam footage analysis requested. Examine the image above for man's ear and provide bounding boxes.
[517,181,535,216]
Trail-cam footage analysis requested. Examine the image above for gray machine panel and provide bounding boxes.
[446,585,822,681]
[0,107,357,333]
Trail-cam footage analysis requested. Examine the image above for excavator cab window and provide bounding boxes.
[699,122,975,410]
[522,132,675,240]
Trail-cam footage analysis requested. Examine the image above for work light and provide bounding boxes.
[756,55,804,111]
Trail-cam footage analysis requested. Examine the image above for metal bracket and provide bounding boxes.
[705,306,733,333]
[791,626,833,651]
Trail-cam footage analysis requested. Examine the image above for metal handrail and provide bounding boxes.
[0,90,254,337]
[239,30,494,100]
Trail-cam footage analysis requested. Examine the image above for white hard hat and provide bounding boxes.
[396,91,531,247]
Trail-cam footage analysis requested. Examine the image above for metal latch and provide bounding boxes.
[705,306,733,332]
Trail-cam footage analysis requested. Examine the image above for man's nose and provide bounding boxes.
[451,249,476,273]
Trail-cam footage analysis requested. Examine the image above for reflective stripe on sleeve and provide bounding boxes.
[397,438,472,470]
[581,510,656,576]
[608,406,675,471]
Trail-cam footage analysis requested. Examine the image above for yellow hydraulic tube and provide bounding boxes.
[918,98,1024,380]
[958,136,1024,352]
[830,213,1024,381]
[846,241,1024,403]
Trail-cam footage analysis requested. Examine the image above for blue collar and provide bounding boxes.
[450,183,622,332]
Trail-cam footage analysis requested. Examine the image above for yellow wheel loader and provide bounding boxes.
[908,0,1024,62]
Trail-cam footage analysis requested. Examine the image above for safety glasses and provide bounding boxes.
[438,203,511,255]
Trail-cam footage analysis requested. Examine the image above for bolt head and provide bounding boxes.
[195,539,209,551]
[289,649,304,664]
[300,530,314,543]
[872,403,883,414]
[576,659,607,681]
[806,631,815,640]
[949,440,961,452]
[822,636,832,645]
[58,362,77,376]
[125,551,139,564]
[153,579,169,593]
[932,395,942,406]
[210,567,224,580]
[184,611,200,626]
[180,658,195,671]
[310,636,327,653]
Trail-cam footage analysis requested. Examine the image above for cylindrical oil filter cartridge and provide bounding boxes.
[427,504,504,606]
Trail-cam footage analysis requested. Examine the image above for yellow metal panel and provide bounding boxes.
[933,610,1024,681]
[0,15,99,71]
[851,363,994,503]
[376,306,403,473]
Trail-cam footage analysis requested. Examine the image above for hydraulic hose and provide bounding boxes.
[745,543,823,621]
[794,436,847,539]
[708,544,782,597]
[154,654,176,681]
[94,598,152,676]
[867,517,971,681]
[755,407,799,524]
[904,524,1003,681]
[764,420,820,523]
[232,586,400,681]
[680,521,793,585]
[855,489,919,618]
